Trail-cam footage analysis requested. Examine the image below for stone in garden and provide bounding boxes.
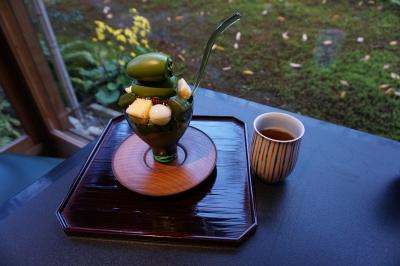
[314,29,346,66]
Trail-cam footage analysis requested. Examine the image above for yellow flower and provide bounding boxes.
[118,60,126,66]
[94,20,105,29]
[105,25,114,33]
[96,27,104,35]
[97,33,105,41]
[124,28,131,36]
[92,8,152,52]
[132,25,139,34]
[129,35,138,45]
[116,34,127,43]
[141,39,149,48]
[129,40,138,45]
[113,29,123,36]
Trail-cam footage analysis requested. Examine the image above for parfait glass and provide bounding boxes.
[125,99,193,163]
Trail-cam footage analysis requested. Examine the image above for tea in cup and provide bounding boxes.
[251,112,305,183]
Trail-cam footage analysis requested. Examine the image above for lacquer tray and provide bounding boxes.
[57,115,257,244]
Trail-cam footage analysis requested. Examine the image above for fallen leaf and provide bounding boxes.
[106,13,113,19]
[166,16,171,22]
[234,43,239,49]
[199,11,204,16]
[277,16,286,22]
[289,62,302,68]
[212,44,225,51]
[361,54,370,61]
[383,64,390,70]
[323,40,333,45]
[236,32,241,41]
[175,15,184,21]
[357,37,364,43]
[379,84,390,90]
[332,14,340,20]
[222,66,231,71]
[261,10,268,15]
[385,88,394,95]
[389,41,398,46]
[243,69,254,75]
[322,0,327,4]
[340,80,349,86]
[282,32,289,40]
[391,73,400,80]
[358,1,363,6]
[177,54,186,62]
[394,91,400,97]
[368,0,375,4]
[377,5,383,10]
[340,91,347,98]
[302,33,308,42]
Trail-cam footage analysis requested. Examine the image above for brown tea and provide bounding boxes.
[260,128,294,141]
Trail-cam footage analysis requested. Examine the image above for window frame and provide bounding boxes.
[0,0,87,157]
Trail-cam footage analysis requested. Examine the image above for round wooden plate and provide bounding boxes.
[112,126,217,197]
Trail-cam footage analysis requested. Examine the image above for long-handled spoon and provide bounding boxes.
[191,12,241,96]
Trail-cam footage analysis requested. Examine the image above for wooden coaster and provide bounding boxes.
[112,126,217,197]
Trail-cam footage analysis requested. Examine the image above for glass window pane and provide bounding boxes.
[0,84,24,148]
[27,1,400,141]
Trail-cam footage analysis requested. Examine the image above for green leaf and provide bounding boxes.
[104,61,117,73]
[95,88,120,105]
[107,82,119,91]
[78,68,103,80]
[63,51,97,68]
[71,77,95,93]
[116,74,129,85]
[134,45,148,55]
[61,40,94,55]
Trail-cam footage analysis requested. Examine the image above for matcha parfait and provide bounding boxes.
[118,52,193,163]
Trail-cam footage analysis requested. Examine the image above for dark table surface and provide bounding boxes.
[1,89,400,266]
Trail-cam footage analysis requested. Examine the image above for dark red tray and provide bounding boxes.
[57,115,257,244]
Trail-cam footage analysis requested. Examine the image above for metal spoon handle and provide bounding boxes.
[192,12,241,95]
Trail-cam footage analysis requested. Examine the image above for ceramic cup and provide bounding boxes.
[251,112,305,183]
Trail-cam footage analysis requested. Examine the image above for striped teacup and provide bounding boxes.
[251,112,305,183]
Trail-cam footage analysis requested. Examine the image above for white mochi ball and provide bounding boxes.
[149,104,171,125]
